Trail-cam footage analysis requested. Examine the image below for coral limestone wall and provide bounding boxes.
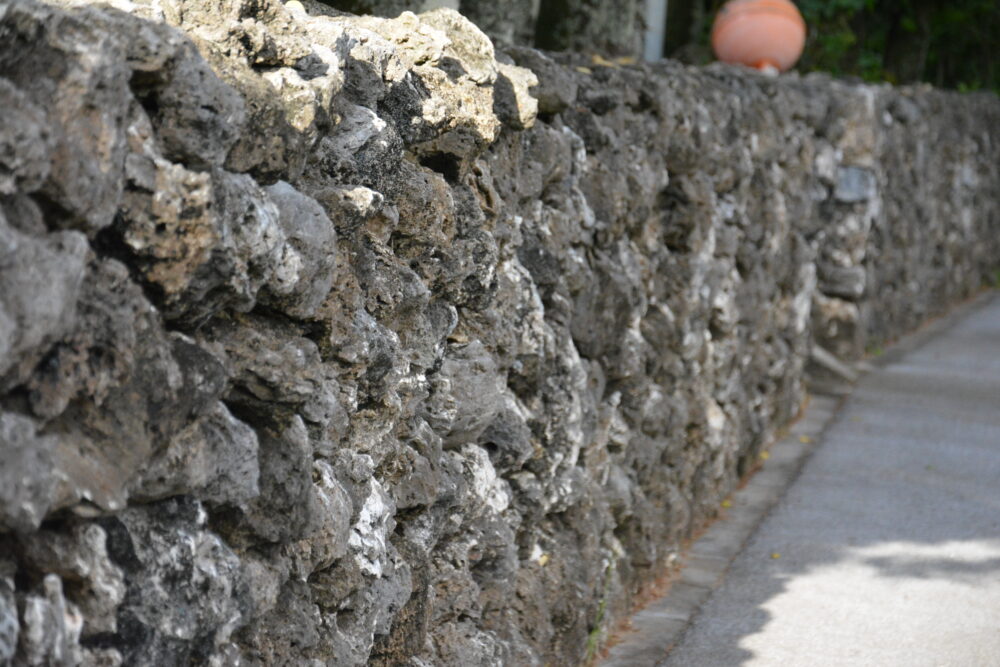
[0,0,997,664]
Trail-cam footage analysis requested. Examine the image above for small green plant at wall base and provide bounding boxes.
[585,597,608,660]
[866,343,885,358]
[982,268,1000,289]
[585,562,616,661]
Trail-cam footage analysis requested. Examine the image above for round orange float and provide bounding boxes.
[711,0,806,72]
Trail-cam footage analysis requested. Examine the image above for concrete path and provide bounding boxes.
[661,293,1000,666]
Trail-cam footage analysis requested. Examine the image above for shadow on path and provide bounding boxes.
[664,294,1000,666]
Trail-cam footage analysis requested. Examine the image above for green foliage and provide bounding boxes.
[584,562,615,661]
[794,0,999,92]
[667,0,996,91]
[798,0,873,22]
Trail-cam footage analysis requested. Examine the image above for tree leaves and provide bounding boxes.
[795,0,998,92]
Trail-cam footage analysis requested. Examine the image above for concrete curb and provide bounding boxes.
[599,289,998,667]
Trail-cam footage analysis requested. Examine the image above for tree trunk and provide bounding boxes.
[883,1,937,84]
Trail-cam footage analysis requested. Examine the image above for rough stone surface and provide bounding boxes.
[0,0,997,665]
[458,0,536,48]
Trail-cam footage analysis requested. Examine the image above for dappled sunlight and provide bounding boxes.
[666,298,1000,666]
[739,538,1000,660]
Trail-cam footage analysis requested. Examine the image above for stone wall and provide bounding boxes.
[0,0,997,665]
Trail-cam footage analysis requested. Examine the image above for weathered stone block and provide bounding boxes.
[834,165,877,203]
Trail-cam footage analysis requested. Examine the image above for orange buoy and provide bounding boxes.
[711,0,806,72]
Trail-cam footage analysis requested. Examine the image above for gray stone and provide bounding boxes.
[216,413,316,545]
[494,60,540,130]
[477,398,534,473]
[817,262,867,300]
[534,0,645,57]
[135,33,246,169]
[437,340,505,447]
[808,343,859,384]
[100,497,247,666]
[293,460,354,573]
[132,401,261,507]
[506,46,580,115]
[36,281,230,516]
[15,523,126,636]
[0,571,16,663]
[0,213,89,382]
[261,181,338,318]
[17,574,83,666]
[0,413,58,533]
[812,293,865,361]
[834,165,877,203]
[459,0,537,47]
[0,0,131,231]
[119,164,287,326]
[22,259,142,421]
[0,79,52,196]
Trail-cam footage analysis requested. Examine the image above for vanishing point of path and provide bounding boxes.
[663,294,1000,666]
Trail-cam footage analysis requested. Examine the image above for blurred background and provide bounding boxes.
[665,0,999,91]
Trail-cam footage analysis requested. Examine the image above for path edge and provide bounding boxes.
[599,289,999,666]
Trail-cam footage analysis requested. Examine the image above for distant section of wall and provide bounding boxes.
[805,83,999,360]
[0,0,997,665]
[324,0,646,55]
[531,0,645,56]
[459,0,538,48]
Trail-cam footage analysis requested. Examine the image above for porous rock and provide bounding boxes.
[0,0,997,665]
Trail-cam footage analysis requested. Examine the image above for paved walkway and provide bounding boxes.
[661,294,1000,666]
